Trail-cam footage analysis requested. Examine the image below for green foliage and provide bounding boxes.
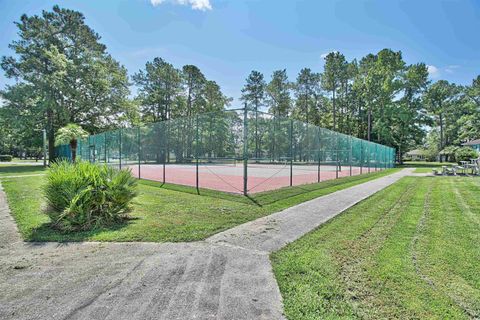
[0,155,13,162]
[55,124,89,146]
[241,70,266,111]
[133,57,183,123]
[292,68,321,124]
[439,145,459,156]
[266,69,292,117]
[1,6,131,160]
[43,160,137,231]
[424,130,440,161]
[454,147,478,163]
[0,84,44,157]
[424,148,438,162]
[132,58,231,161]
[322,51,348,131]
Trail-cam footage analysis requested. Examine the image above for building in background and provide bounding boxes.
[405,149,427,161]
[462,139,480,153]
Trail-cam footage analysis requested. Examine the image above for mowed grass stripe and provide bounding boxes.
[271,177,419,319]
[339,178,423,319]
[418,178,480,318]
[272,177,480,319]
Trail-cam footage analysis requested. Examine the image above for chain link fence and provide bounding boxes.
[74,107,395,194]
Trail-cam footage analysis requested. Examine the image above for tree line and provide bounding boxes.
[1,6,479,162]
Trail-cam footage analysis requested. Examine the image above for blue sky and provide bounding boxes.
[1,0,479,104]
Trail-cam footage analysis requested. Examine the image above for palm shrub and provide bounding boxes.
[43,160,138,231]
[55,124,89,162]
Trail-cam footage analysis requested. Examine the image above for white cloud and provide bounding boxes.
[320,50,338,59]
[150,0,212,11]
[427,65,440,78]
[444,65,459,74]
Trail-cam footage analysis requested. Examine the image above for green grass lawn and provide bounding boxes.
[399,161,457,173]
[12,157,44,163]
[0,164,45,177]
[414,167,435,173]
[271,176,480,319]
[0,164,400,242]
[399,161,455,168]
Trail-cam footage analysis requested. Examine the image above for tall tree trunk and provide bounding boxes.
[357,102,362,139]
[305,95,309,124]
[47,107,55,163]
[398,145,402,165]
[70,139,78,162]
[71,148,77,162]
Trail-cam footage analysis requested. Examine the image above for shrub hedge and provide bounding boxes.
[43,160,138,231]
[0,155,13,162]
[454,147,479,163]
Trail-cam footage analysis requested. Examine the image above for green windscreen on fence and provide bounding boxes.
[76,108,396,194]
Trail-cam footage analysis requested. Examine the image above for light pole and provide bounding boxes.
[42,129,47,167]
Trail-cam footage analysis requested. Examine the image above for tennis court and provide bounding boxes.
[75,108,395,194]
[124,162,372,193]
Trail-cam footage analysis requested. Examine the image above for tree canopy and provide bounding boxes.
[1,5,479,164]
[1,5,130,159]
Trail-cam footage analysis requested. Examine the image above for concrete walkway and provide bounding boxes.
[0,169,413,320]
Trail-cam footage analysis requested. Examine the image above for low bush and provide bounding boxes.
[43,160,138,231]
[0,155,13,162]
[454,147,478,163]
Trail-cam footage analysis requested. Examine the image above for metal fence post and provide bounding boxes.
[196,114,199,192]
[272,114,276,162]
[163,123,166,184]
[385,148,388,169]
[360,140,363,174]
[335,132,339,179]
[368,144,371,173]
[349,136,352,176]
[88,136,91,163]
[289,119,293,187]
[317,129,321,183]
[243,104,248,195]
[119,128,122,170]
[104,132,107,164]
[381,147,384,170]
[138,126,141,179]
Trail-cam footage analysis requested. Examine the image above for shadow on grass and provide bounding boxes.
[26,218,135,243]
[0,165,46,176]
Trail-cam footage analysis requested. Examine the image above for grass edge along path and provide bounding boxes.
[1,166,399,243]
[271,176,480,319]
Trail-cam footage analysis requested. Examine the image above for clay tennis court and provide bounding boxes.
[77,108,395,195]
[125,162,380,194]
